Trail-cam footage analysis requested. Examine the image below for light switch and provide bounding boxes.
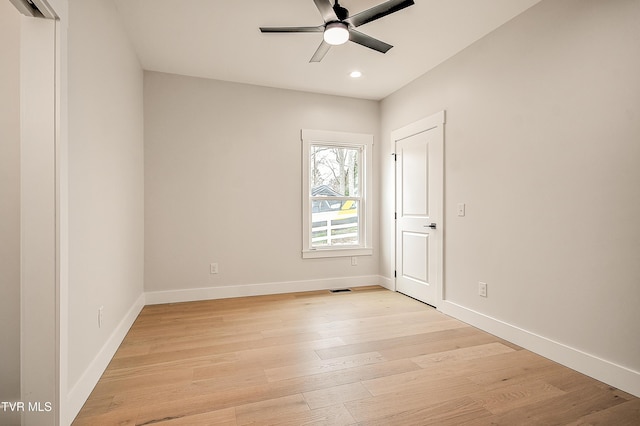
[457,203,466,217]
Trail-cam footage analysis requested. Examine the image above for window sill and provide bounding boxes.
[302,247,373,259]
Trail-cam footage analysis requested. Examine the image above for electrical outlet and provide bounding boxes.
[210,263,219,274]
[98,306,104,328]
[351,256,358,266]
[457,203,466,217]
[478,282,487,298]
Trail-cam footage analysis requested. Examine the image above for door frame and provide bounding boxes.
[14,0,66,423]
[391,110,445,307]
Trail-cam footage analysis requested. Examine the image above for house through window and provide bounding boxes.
[302,130,373,258]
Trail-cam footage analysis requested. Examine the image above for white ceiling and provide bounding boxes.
[113,0,541,100]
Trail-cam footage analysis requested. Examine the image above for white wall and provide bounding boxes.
[144,72,380,298]
[67,0,144,397]
[380,0,640,393]
[0,3,21,425]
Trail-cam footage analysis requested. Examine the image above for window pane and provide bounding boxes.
[310,145,360,197]
[311,200,359,247]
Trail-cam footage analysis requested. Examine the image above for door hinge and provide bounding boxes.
[394,270,397,278]
[391,153,397,161]
[394,212,397,220]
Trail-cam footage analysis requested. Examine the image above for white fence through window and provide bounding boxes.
[311,209,358,246]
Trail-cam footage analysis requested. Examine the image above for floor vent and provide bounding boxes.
[329,288,352,294]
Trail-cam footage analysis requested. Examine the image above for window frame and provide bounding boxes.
[301,129,374,259]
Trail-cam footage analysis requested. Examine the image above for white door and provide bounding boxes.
[394,112,444,306]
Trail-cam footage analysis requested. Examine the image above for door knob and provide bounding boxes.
[424,223,437,229]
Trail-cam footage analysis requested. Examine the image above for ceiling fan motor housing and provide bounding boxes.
[333,1,349,21]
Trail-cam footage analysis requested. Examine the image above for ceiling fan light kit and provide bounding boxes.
[324,22,349,45]
[259,0,415,62]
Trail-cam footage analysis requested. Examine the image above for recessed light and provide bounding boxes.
[350,71,362,78]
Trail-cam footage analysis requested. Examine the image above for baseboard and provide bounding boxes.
[64,292,145,425]
[440,300,640,398]
[145,275,384,305]
[377,275,394,291]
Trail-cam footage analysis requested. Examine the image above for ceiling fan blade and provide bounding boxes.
[313,0,338,23]
[346,0,415,28]
[348,29,393,53]
[260,25,324,33]
[310,40,332,62]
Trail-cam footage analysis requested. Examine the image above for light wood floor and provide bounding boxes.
[74,286,639,425]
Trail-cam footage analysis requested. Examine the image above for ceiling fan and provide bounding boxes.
[259,0,415,62]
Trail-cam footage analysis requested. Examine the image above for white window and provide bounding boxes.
[302,129,373,258]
